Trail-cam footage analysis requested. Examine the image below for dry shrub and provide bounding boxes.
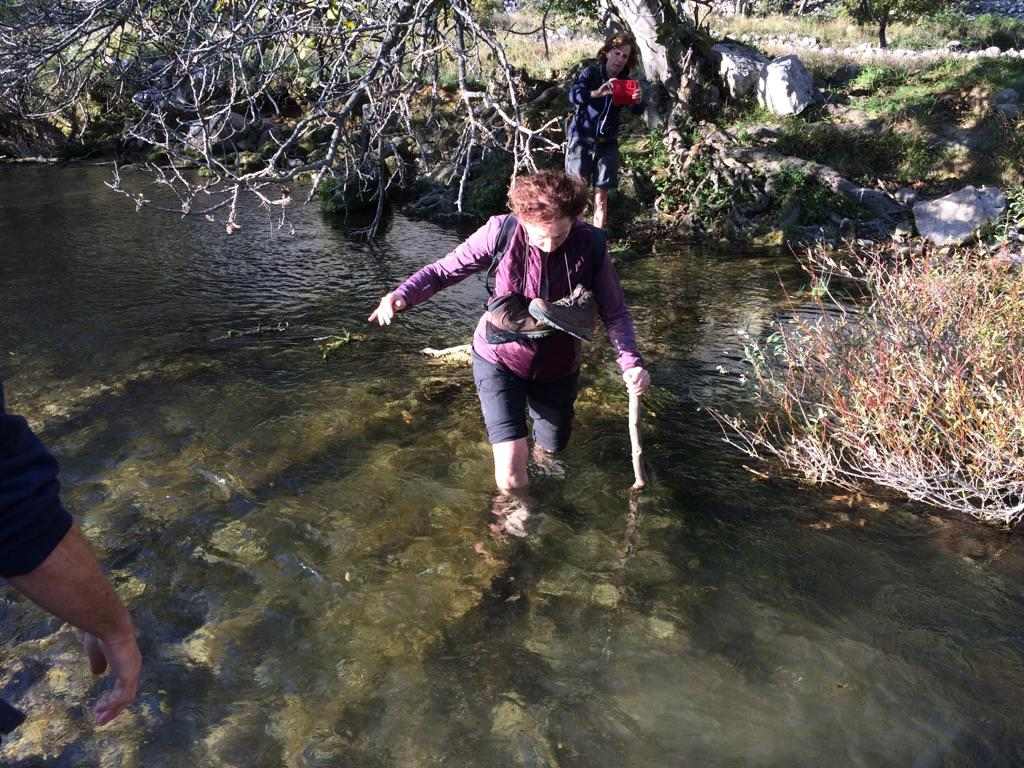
[718,242,1024,526]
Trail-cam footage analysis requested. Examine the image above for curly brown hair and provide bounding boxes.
[507,171,589,223]
[597,32,639,74]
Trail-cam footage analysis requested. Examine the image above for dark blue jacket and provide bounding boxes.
[0,385,72,579]
[0,383,73,735]
[567,62,644,145]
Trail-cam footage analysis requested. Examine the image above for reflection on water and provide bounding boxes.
[2,166,1024,766]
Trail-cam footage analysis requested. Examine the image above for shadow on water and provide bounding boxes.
[2,167,1024,766]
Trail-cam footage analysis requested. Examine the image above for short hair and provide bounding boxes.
[597,32,639,74]
[507,171,590,223]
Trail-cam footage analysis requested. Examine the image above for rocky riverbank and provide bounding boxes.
[707,0,1024,18]
[965,0,1024,17]
[2,18,1021,253]
[734,32,1024,62]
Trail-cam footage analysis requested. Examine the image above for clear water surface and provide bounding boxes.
[2,165,1023,767]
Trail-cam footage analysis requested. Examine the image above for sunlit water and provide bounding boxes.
[2,166,1024,767]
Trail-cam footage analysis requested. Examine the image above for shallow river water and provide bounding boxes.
[2,166,1024,767]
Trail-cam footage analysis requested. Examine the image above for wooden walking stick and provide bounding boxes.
[628,391,647,490]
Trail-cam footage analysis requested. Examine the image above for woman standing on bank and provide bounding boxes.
[369,171,649,494]
[565,32,645,230]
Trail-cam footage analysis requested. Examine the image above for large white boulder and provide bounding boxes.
[912,186,1007,246]
[712,42,769,101]
[756,55,818,116]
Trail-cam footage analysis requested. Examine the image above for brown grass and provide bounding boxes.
[716,241,1024,526]
[495,12,602,78]
[715,15,875,48]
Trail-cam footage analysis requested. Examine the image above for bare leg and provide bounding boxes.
[492,437,529,492]
[593,187,609,230]
[490,439,532,538]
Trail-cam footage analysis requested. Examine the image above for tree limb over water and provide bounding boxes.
[0,0,563,235]
[1,0,726,235]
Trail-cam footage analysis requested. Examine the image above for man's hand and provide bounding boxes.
[591,80,615,99]
[623,366,650,396]
[84,631,142,726]
[368,292,406,326]
[8,525,141,726]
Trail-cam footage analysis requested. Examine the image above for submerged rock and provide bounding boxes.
[625,549,677,588]
[206,519,269,566]
[591,583,622,609]
[0,113,68,158]
[491,694,530,736]
[203,703,280,767]
[536,563,588,600]
[564,530,620,570]
[0,701,82,763]
[647,616,678,640]
[491,693,561,767]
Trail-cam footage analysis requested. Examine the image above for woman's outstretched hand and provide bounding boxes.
[623,366,650,396]
[368,293,406,326]
[591,80,615,99]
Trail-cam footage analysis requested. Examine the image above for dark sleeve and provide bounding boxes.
[0,385,73,579]
[568,64,601,108]
[590,236,643,372]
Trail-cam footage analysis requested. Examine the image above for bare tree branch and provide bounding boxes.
[1,0,563,234]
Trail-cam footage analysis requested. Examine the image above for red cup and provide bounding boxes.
[611,79,640,106]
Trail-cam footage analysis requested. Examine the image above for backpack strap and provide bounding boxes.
[484,214,519,300]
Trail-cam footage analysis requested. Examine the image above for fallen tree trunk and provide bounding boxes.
[725,146,908,222]
[700,127,910,232]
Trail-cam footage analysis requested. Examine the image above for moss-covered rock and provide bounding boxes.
[0,114,68,158]
[318,171,385,215]
[461,152,513,219]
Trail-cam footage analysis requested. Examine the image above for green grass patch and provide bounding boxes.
[860,59,1024,118]
[772,120,937,184]
[772,165,870,225]
[717,10,1024,51]
[621,129,751,235]
[998,184,1024,240]
[722,103,788,135]
[849,64,909,93]
[462,151,514,218]
[891,10,1024,51]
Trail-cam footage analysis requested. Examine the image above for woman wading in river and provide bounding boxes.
[369,171,649,507]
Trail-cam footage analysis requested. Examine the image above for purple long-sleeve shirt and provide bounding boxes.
[392,215,643,381]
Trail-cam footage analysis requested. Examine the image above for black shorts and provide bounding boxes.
[565,139,619,189]
[472,353,579,452]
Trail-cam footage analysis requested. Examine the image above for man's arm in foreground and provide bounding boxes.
[7,524,141,725]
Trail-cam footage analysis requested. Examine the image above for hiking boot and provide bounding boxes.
[485,293,552,344]
[490,492,533,539]
[530,444,566,479]
[528,285,596,342]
